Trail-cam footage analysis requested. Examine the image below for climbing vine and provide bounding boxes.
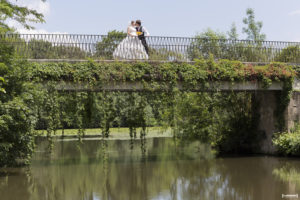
[0,55,297,166]
[29,59,295,150]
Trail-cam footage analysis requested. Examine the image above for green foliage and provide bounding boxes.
[242,8,266,41]
[9,38,87,59]
[28,39,53,59]
[0,55,296,166]
[188,8,270,62]
[28,59,294,154]
[210,92,261,153]
[275,46,300,63]
[95,30,127,59]
[273,124,300,156]
[27,59,295,84]
[171,91,261,153]
[188,29,271,62]
[227,23,239,40]
[275,77,294,131]
[148,48,185,61]
[188,29,227,60]
[0,44,40,166]
[0,97,35,166]
[0,0,44,32]
[0,76,5,93]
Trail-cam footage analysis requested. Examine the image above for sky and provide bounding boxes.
[11,0,300,42]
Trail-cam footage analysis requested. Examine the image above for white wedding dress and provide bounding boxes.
[113,26,149,60]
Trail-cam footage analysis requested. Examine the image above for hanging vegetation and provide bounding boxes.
[0,52,297,166]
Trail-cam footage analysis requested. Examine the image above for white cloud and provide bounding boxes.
[7,1,65,34]
[288,10,300,16]
[7,19,66,35]
[17,28,67,35]
[16,0,50,17]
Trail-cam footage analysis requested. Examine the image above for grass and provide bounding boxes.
[36,127,172,139]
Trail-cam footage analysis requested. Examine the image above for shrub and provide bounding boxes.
[273,124,300,156]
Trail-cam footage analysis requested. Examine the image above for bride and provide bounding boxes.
[113,21,149,60]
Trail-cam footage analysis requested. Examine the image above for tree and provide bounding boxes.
[0,0,45,167]
[227,23,239,40]
[0,0,45,32]
[27,39,55,59]
[0,76,5,93]
[0,42,38,166]
[188,28,227,60]
[188,27,270,62]
[242,8,266,41]
[27,39,87,59]
[95,30,126,59]
[275,46,300,63]
[149,48,185,61]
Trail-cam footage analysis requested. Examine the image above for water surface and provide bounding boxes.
[0,138,300,200]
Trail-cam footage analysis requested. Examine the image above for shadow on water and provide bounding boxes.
[1,137,300,200]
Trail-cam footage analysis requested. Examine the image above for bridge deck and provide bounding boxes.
[28,59,300,66]
[52,79,300,92]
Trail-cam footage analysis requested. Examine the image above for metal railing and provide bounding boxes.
[1,34,300,63]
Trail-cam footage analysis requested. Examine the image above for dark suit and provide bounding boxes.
[136,26,149,55]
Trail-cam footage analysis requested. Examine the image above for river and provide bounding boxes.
[0,137,299,200]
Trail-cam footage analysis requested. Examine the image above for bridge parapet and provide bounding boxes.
[2,34,300,63]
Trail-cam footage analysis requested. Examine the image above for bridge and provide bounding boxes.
[4,33,300,154]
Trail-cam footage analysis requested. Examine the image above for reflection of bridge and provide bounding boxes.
[2,34,300,63]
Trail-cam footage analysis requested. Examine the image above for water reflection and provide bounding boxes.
[0,138,300,200]
[273,160,300,196]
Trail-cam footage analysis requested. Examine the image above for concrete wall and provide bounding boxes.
[285,92,300,132]
[257,91,300,154]
[255,91,278,154]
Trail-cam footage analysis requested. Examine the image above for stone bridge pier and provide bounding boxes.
[256,91,300,154]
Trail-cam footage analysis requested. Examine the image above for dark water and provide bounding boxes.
[0,138,300,200]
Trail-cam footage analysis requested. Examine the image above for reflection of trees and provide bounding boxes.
[27,140,217,200]
[273,163,300,195]
[0,168,32,200]
[2,140,300,200]
[273,164,300,184]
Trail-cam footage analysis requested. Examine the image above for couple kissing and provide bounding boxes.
[113,20,149,60]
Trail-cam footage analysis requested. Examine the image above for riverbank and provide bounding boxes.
[36,127,173,140]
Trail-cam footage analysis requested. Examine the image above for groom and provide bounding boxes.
[135,20,149,55]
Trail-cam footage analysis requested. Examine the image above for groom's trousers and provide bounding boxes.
[139,37,149,55]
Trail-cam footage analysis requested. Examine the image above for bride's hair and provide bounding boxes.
[131,21,135,26]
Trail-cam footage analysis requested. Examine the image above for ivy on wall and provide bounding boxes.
[0,56,297,167]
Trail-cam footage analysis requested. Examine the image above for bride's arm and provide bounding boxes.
[127,27,131,36]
